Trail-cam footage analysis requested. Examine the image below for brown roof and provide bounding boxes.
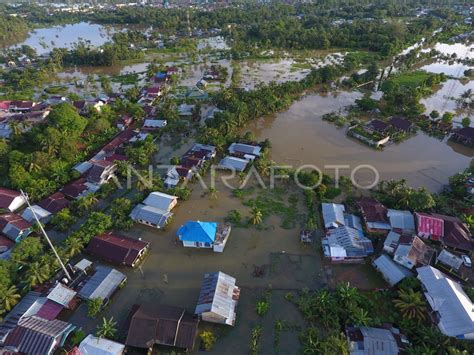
[87,233,150,267]
[37,192,69,214]
[367,119,389,132]
[0,213,32,231]
[0,188,22,210]
[454,127,474,140]
[389,116,412,131]
[61,178,87,199]
[356,197,389,223]
[126,304,198,350]
[433,214,474,252]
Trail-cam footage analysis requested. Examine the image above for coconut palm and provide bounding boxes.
[250,207,263,225]
[350,308,372,327]
[0,285,21,311]
[65,237,84,258]
[8,120,22,137]
[207,187,218,200]
[336,282,360,309]
[96,317,117,340]
[393,289,427,321]
[462,214,474,229]
[25,262,50,287]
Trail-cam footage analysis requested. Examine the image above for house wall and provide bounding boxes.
[182,241,213,249]
[201,311,227,325]
[9,196,25,212]
[393,255,415,269]
[136,219,159,229]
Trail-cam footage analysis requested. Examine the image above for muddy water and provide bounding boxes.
[246,91,473,191]
[67,178,322,351]
[12,22,115,55]
[420,79,474,125]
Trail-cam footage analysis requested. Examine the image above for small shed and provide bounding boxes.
[373,254,414,286]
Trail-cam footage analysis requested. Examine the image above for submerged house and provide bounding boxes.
[177,221,232,253]
[76,265,126,305]
[87,232,150,267]
[417,266,474,339]
[126,304,198,352]
[130,191,178,229]
[195,271,240,326]
[322,226,374,262]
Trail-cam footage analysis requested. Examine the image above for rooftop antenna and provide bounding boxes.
[20,190,72,281]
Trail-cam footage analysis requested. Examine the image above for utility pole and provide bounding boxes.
[20,190,72,281]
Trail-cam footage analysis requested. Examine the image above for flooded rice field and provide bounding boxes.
[246,90,473,192]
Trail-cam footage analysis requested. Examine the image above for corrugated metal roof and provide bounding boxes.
[143,192,177,211]
[417,266,474,338]
[218,156,248,172]
[46,283,76,308]
[78,266,126,301]
[195,272,240,325]
[373,254,413,286]
[322,203,345,229]
[130,204,173,228]
[387,209,415,232]
[79,334,125,355]
[325,226,374,257]
[437,249,463,271]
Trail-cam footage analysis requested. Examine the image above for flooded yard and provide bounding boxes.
[246,90,473,191]
[65,179,324,353]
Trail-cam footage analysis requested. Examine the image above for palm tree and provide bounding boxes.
[393,289,427,321]
[350,308,372,327]
[250,207,263,225]
[207,187,218,200]
[462,214,474,229]
[26,262,50,287]
[336,282,359,309]
[8,120,22,137]
[66,237,84,258]
[0,285,21,311]
[96,317,117,340]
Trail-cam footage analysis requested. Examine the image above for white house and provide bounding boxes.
[218,156,248,172]
[79,335,125,355]
[228,142,261,158]
[142,192,178,212]
[417,266,474,339]
[130,204,173,229]
[177,221,232,253]
[195,271,240,326]
[0,188,26,212]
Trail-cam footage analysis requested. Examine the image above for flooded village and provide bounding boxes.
[0,1,473,355]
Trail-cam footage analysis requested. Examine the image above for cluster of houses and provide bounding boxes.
[0,100,51,139]
[323,196,474,340]
[0,258,128,354]
[348,116,413,148]
[218,142,263,172]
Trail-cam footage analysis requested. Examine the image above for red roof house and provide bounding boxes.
[38,192,70,214]
[416,213,444,241]
[61,178,88,200]
[87,232,150,267]
[356,197,391,233]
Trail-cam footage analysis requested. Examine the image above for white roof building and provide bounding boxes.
[373,254,413,286]
[79,334,125,355]
[47,283,76,308]
[322,203,345,229]
[417,266,474,339]
[218,156,248,172]
[228,143,261,157]
[436,249,463,271]
[143,119,167,129]
[130,204,173,229]
[383,231,401,255]
[195,271,240,326]
[142,191,178,211]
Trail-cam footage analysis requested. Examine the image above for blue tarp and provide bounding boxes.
[177,221,217,243]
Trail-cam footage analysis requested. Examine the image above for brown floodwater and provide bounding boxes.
[246,90,473,192]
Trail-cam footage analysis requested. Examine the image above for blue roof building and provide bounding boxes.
[177,221,231,253]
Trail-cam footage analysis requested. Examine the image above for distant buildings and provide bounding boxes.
[177,221,232,253]
[195,271,240,326]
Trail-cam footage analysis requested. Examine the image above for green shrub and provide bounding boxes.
[199,330,217,351]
